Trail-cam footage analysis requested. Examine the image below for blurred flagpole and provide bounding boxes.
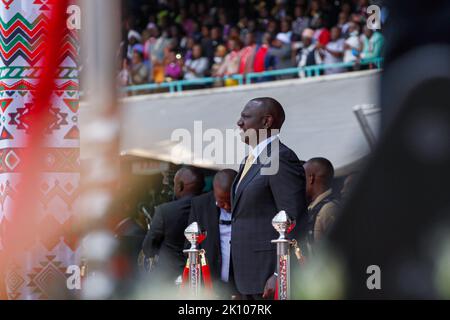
[78,0,121,299]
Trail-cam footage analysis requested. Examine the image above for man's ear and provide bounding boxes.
[263,114,274,129]
[178,181,184,193]
[309,174,315,185]
[175,181,184,194]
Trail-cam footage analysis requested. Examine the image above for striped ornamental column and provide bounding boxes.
[0,0,80,299]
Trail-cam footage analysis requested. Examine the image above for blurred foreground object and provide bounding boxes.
[181,222,211,298]
[327,0,450,298]
[78,0,121,299]
[0,0,80,299]
[271,211,295,300]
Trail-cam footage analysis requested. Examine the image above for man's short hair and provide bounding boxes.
[308,157,335,187]
[178,166,205,194]
[213,169,238,191]
[251,97,286,129]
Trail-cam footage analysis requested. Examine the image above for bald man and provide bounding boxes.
[142,166,204,284]
[187,169,237,297]
[231,97,306,299]
[303,158,340,248]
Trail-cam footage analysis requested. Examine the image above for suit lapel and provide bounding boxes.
[231,160,263,215]
[231,161,245,210]
[231,138,280,215]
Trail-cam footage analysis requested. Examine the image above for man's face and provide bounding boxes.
[132,51,142,65]
[201,26,209,38]
[245,33,254,46]
[302,36,312,47]
[331,27,341,41]
[339,12,348,24]
[364,27,373,38]
[211,28,220,40]
[227,39,236,51]
[214,188,231,213]
[237,102,266,146]
[193,45,202,59]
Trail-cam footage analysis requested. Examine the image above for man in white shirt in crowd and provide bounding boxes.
[296,28,322,77]
[343,22,362,65]
[318,26,346,75]
[183,44,209,80]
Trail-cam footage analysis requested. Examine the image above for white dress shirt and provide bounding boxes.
[219,208,232,282]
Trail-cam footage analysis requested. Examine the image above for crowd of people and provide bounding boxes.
[115,97,358,299]
[118,0,385,89]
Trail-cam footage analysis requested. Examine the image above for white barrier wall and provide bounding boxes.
[81,70,380,176]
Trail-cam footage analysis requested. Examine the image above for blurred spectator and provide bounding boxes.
[360,25,385,60]
[253,33,270,73]
[182,37,195,62]
[130,47,150,85]
[211,26,224,53]
[118,0,385,90]
[337,11,351,36]
[296,28,321,77]
[211,44,228,87]
[292,5,310,37]
[118,58,130,86]
[267,33,292,72]
[211,44,228,77]
[127,30,142,60]
[183,44,209,80]
[308,0,323,29]
[313,16,331,46]
[278,17,293,44]
[217,37,242,86]
[178,7,195,37]
[271,0,288,20]
[200,25,215,64]
[343,22,362,65]
[238,32,257,74]
[146,26,170,64]
[303,158,340,247]
[356,0,370,21]
[164,51,183,81]
[318,26,345,75]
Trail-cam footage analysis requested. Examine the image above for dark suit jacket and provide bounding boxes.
[142,196,193,281]
[187,192,222,281]
[230,139,307,295]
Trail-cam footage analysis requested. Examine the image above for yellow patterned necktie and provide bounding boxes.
[238,153,255,185]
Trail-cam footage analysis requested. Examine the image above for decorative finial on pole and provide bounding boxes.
[271,211,296,300]
[183,222,206,297]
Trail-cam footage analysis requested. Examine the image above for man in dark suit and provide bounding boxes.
[230,97,307,299]
[187,169,237,298]
[142,166,204,286]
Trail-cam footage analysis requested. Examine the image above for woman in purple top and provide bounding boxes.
[164,51,183,80]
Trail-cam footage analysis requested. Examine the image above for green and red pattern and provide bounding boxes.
[0,0,79,299]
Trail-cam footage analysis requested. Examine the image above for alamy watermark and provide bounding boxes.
[67,5,81,30]
[66,265,82,290]
[367,5,382,31]
[366,265,381,290]
[171,122,280,175]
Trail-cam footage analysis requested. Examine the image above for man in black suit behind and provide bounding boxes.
[142,166,204,287]
[187,169,237,298]
[230,97,307,299]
